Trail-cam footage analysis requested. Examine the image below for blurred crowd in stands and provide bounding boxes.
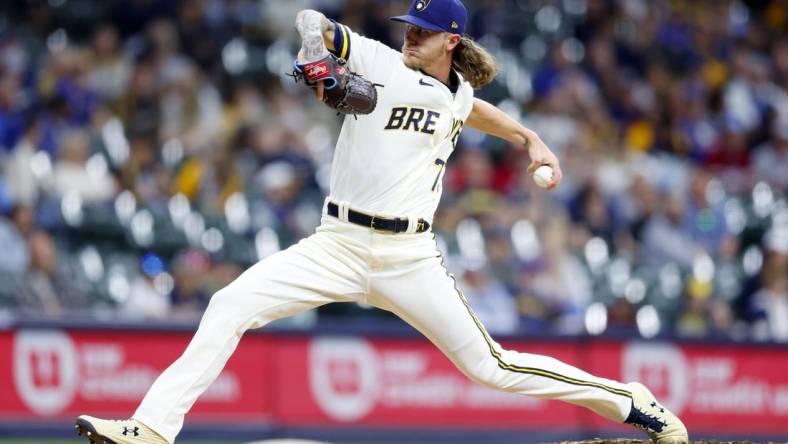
[0,0,786,342]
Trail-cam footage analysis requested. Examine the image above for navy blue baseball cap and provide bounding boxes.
[391,0,467,35]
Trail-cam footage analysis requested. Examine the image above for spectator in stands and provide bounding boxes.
[169,249,210,319]
[514,212,593,333]
[121,253,170,320]
[684,169,729,255]
[751,253,788,342]
[543,215,594,332]
[450,147,496,193]
[52,129,117,202]
[49,48,97,127]
[17,231,90,316]
[120,134,164,209]
[36,96,74,157]
[252,160,320,245]
[484,228,517,290]
[5,114,43,206]
[458,259,518,335]
[117,61,161,138]
[723,44,767,135]
[640,193,699,271]
[0,69,24,151]
[570,180,616,249]
[607,297,637,332]
[87,24,132,102]
[618,175,659,247]
[0,205,35,274]
[754,117,788,192]
[146,19,192,95]
[676,284,714,338]
[159,64,222,146]
[175,0,224,74]
[705,116,751,170]
[707,297,736,337]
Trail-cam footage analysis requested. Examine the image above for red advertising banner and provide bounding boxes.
[588,341,788,434]
[1,328,787,436]
[272,336,581,427]
[272,336,788,433]
[0,329,273,422]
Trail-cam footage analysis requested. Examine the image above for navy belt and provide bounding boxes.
[327,202,430,233]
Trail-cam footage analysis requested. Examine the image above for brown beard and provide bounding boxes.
[403,53,422,69]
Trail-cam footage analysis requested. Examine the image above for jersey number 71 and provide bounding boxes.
[431,118,464,192]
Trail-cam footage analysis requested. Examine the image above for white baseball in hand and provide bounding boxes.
[532,165,554,188]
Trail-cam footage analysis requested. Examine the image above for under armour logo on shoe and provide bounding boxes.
[122,426,140,437]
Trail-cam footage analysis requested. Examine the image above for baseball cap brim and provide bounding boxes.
[390,14,448,33]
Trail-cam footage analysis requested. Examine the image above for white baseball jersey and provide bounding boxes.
[327,22,474,221]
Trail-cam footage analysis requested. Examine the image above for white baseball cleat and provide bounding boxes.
[75,415,168,444]
[624,382,689,444]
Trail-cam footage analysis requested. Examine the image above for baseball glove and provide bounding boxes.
[291,53,380,116]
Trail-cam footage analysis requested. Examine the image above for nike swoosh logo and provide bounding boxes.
[419,78,433,87]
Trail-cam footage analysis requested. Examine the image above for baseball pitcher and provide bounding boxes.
[76,0,688,443]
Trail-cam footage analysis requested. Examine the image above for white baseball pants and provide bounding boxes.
[134,215,633,443]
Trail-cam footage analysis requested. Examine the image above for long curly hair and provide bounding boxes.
[453,36,497,89]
